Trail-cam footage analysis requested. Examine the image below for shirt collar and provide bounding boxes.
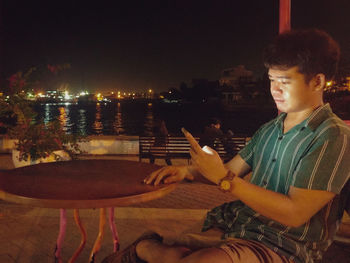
[274,112,287,126]
[305,103,333,131]
[273,103,333,131]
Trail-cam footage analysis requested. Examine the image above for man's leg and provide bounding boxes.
[124,217,293,263]
[136,239,232,263]
[136,238,293,263]
[135,218,231,263]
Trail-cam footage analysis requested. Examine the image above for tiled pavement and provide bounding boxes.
[0,154,349,262]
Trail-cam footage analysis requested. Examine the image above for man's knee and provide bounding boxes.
[180,247,232,263]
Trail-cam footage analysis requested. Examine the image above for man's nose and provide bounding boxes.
[271,81,282,94]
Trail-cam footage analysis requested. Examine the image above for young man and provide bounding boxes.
[105,29,350,263]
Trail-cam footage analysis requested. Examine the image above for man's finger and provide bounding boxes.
[153,166,178,185]
[164,174,180,184]
[144,167,166,184]
[144,171,158,184]
[189,149,199,166]
[182,128,202,154]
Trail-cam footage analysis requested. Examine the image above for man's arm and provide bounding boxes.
[187,154,251,184]
[185,130,336,228]
[231,171,335,227]
[224,154,251,179]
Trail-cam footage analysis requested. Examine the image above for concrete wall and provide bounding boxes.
[0,135,140,155]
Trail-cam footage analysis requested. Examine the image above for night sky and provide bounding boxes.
[2,0,350,93]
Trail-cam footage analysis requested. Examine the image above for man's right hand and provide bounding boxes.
[143,165,193,186]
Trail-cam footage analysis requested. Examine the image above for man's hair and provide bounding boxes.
[209,117,221,126]
[263,29,340,82]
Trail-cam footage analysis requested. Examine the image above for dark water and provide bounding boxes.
[34,101,277,136]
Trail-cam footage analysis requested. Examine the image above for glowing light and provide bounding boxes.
[148,89,152,93]
[326,81,333,87]
[64,91,70,100]
[148,103,152,106]
[96,93,103,101]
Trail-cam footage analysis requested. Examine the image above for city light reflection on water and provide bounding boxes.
[78,109,87,135]
[58,106,69,131]
[35,101,277,136]
[92,103,103,135]
[113,103,124,135]
[38,102,158,135]
[43,104,55,124]
[144,103,154,136]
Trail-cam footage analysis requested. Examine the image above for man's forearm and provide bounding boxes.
[231,177,298,226]
[188,164,308,226]
[231,176,334,227]
[186,165,218,185]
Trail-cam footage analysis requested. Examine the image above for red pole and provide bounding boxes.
[277,0,291,115]
[279,0,291,34]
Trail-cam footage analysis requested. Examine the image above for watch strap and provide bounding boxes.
[218,170,236,192]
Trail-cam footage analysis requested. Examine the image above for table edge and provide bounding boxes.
[0,183,177,209]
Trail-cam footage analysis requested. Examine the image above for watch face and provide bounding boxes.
[221,180,231,191]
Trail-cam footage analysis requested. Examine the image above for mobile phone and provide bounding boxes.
[202,145,214,155]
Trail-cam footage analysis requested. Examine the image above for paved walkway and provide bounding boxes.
[0,154,349,262]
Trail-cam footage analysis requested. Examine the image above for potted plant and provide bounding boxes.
[0,66,85,167]
[9,119,85,167]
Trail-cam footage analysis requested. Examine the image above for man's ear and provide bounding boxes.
[311,74,326,92]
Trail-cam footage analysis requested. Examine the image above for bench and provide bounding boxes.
[139,136,199,162]
[211,137,249,162]
[138,135,249,163]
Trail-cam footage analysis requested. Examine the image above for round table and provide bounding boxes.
[0,159,177,263]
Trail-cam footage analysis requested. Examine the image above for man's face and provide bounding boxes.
[268,66,315,113]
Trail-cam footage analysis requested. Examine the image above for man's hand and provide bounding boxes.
[182,128,227,184]
[144,165,192,186]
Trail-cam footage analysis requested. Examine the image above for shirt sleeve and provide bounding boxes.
[238,128,261,167]
[291,134,350,194]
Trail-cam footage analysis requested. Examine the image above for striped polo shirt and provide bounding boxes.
[202,104,350,263]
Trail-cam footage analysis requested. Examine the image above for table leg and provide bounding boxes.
[68,209,87,263]
[107,207,120,251]
[89,208,106,263]
[55,209,67,263]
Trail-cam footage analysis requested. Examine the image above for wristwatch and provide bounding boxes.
[218,170,236,192]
